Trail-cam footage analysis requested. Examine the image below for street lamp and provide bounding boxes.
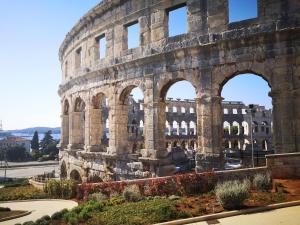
[246,104,256,168]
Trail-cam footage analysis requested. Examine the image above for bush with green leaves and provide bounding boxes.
[253,173,271,192]
[122,184,142,202]
[215,179,250,209]
[43,179,77,199]
[51,208,69,220]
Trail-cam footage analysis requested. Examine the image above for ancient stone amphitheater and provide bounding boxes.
[58,0,300,182]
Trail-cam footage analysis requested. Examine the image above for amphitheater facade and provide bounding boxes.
[58,0,300,182]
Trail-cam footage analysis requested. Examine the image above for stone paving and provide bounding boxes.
[0,200,77,225]
[189,205,300,225]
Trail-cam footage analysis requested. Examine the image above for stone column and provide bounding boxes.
[107,98,129,155]
[293,89,300,152]
[270,88,297,153]
[60,114,69,148]
[143,99,166,157]
[68,111,84,150]
[195,95,223,172]
[86,107,103,152]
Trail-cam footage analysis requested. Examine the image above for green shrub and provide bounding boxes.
[0,207,10,211]
[51,208,68,220]
[215,179,250,209]
[122,184,142,202]
[43,179,77,199]
[23,221,35,225]
[88,192,108,202]
[253,173,271,192]
[0,185,48,201]
[88,198,185,225]
[3,178,29,188]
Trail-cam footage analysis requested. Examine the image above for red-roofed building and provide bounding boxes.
[0,136,31,152]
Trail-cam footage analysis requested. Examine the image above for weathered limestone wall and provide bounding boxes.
[58,0,300,181]
[266,152,300,179]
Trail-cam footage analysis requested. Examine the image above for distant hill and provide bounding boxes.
[8,127,61,134]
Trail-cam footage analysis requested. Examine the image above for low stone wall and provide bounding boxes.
[77,167,268,200]
[29,179,44,190]
[266,152,300,179]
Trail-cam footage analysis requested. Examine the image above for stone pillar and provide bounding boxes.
[86,107,103,152]
[195,95,223,172]
[207,0,228,34]
[107,99,129,155]
[143,99,166,157]
[60,114,69,148]
[150,9,167,44]
[187,0,207,35]
[140,77,175,176]
[270,88,297,153]
[293,89,300,152]
[68,111,84,150]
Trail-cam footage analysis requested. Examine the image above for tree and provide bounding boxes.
[40,130,55,152]
[6,146,28,162]
[31,131,39,151]
[40,130,59,158]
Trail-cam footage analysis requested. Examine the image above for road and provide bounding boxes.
[189,205,300,225]
[0,164,59,178]
[0,200,77,225]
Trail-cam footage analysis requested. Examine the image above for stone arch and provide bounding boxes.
[223,121,231,135]
[242,121,249,135]
[92,92,107,109]
[72,96,86,147]
[117,83,145,154]
[70,169,82,182]
[158,77,200,101]
[214,68,273,97]
[181,121,187,135]
[74,96,86,112]
[232,121,240,135]
[61,99,70,146]
[63,99,70,115]
[117,80,145,104]
[60,161,67,179]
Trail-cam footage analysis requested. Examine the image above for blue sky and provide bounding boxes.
[0,0,269,130]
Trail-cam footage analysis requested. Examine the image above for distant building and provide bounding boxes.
[0,136,31,152]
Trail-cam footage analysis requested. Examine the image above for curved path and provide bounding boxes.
[190,205,300,225]
[0,199,77,225]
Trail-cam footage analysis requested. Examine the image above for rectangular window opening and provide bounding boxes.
[167,4,187,37]
[96,34,106,60]
[126,22,139,49]
[228,0,258,23]
[75,47,82,69]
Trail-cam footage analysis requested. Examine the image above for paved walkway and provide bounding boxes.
[0,200,77,225]
[189,205,300,225]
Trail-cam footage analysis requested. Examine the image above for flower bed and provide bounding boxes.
[77,172,215,200]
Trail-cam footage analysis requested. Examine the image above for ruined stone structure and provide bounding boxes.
[122,98,272,154]
[58,0,300,182]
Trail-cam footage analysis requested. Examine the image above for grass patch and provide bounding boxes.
[88,198,188,225]
[0,185,48,201]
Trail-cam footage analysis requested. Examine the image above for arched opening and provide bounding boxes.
[242,121,249,135]
[120,86,144,155]
[73,97,86,148]
[161,80,197,172]
[232,121,240,135]
[62,99,70,146]
[223,121,231,135]
[221,73,272,168]
[70,169,82,182]
[181,121,187,135]
[60,161,67,179]
[90,93,109,151]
